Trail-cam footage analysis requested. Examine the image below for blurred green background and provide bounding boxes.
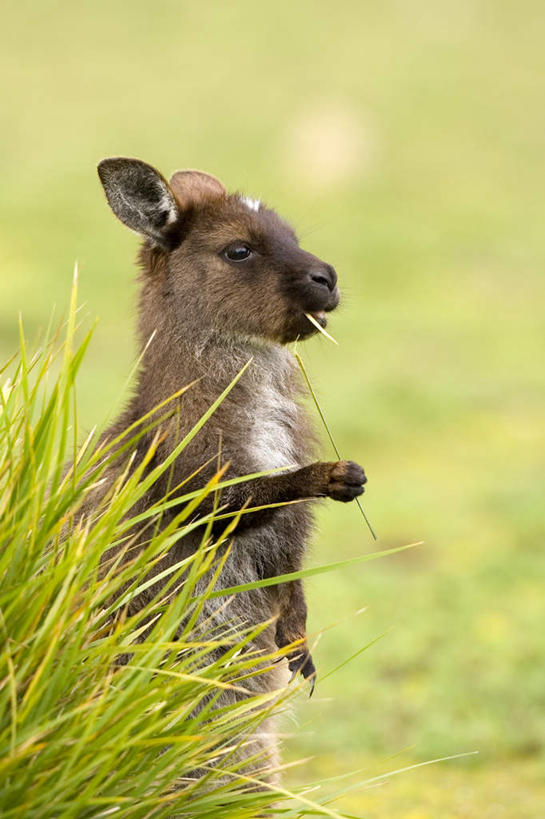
[2,1,544,815]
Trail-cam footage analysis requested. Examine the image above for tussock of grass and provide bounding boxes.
[0,277,396,817]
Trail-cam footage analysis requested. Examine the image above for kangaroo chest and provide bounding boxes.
[247,381,300,472]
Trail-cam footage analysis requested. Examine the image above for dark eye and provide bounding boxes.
[223,243,252,262]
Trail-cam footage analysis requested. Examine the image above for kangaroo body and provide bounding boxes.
[93,158,367,778]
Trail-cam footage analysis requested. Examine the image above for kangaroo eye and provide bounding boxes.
[223,243,252,262]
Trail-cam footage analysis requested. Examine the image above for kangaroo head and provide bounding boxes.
[98,157,339,344]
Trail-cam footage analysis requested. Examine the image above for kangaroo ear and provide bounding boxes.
[169,170,226,210]
[97,157,180,249]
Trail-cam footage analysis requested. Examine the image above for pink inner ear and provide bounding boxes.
[169,170,226,210]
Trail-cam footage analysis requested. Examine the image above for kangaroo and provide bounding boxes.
[94,157,367,777]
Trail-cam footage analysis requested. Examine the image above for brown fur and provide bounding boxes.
[90,157,367,778]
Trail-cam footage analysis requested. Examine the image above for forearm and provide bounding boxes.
[210,460,365,534]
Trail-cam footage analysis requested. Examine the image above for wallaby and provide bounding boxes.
[93,156,367,777]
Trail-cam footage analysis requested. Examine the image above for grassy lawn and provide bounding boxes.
[1,1,544,814]
[295,754,545,818]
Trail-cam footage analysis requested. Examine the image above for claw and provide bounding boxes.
[289,665,317,696]
[308,673,316,698]
[287,650,317,696]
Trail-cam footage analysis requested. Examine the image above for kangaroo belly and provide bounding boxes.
[235,504,311,577]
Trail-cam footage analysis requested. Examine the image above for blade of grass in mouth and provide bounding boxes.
[304,312,339,345]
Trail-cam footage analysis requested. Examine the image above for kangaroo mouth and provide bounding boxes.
[308,310,327,327]
[283,308,333,344]
[286,295,339,343]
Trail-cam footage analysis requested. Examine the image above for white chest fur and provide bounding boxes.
[247,365,299,472]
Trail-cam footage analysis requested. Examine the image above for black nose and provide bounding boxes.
[307,265,337,292]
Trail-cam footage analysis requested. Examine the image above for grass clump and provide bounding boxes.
[0,279,369,819]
